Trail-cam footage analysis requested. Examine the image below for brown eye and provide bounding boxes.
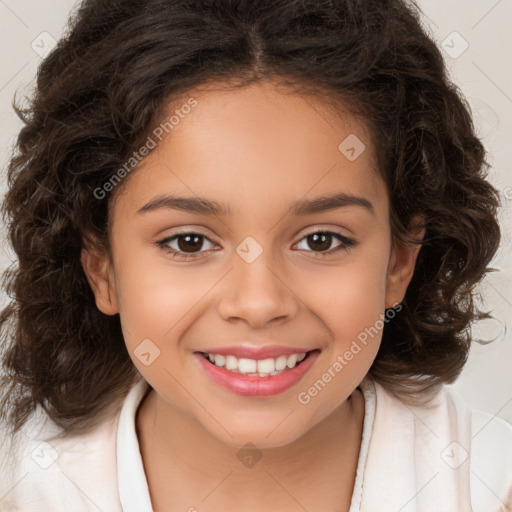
[294,230,356,257]
[304,233,334,252]
[175,234,205,253]
[156,232,216,260]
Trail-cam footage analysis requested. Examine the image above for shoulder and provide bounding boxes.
[364,380,512,511]
[439,385,512,511]
[470,407,512,512]
[0,402,122,512]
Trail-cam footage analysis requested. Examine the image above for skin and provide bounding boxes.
[81,79,424,512]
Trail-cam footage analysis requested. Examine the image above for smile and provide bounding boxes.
[202,352,308,376]
[194,349,321,397]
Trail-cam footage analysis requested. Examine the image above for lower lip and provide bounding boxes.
[193,350,320,397]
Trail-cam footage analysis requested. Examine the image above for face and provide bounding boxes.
[82,80,422,449]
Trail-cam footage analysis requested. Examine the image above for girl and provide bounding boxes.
[1,0,511,511]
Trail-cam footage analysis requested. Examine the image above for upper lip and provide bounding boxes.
[196,345,318,360]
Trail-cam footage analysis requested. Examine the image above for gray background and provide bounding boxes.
[1,0,511,423]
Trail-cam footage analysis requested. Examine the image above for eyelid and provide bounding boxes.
[292,229,355,255]
[155,227,356,260]
[155,231,218,259]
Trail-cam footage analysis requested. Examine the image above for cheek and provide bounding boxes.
[304,249,389,338]
[295,250,389,399]
[112,249,213,352]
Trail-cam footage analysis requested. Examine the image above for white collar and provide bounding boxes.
[115,377,377,511]
[117,378,153,512]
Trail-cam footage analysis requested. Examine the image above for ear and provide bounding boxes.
[80,236,119,315]
[385,216,425,308]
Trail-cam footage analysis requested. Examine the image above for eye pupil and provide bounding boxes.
[177,234,203,252]
[308,233,332,251]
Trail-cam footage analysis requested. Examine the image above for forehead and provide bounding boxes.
[112,79,388,221]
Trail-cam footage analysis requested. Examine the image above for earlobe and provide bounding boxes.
[385,220,425,308]
[80,240,119,316]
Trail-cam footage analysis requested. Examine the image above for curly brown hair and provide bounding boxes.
[0,0,501,438]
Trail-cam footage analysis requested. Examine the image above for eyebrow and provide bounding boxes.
[137,192,375,217]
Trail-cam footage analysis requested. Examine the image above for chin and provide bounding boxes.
[208,423,308,451]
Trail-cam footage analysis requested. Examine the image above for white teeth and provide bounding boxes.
[257,358,275,373]
[238,358,257,373]
[286,354,298,368]
[275,355,287,371]
[225,355,238,371]
[206,351,308,375]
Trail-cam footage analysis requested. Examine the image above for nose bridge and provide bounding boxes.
[217,236,299,327]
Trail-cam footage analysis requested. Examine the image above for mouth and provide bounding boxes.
[197,349,319,377]
[193,349,321,397]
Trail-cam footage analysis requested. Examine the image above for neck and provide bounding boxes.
[136,387,365,512]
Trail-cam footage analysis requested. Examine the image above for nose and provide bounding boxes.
[217,252,300,329]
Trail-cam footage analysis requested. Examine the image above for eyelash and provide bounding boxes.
[155,229,356,261]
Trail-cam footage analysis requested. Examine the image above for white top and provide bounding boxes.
[1,377,511,511]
